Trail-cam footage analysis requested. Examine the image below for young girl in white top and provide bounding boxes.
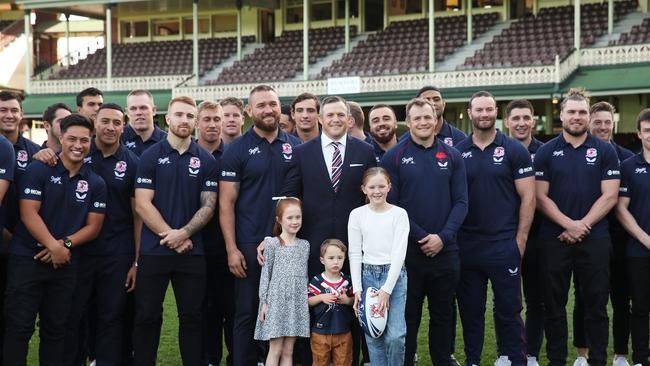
[254,197,310,366]
[348,167,410,366]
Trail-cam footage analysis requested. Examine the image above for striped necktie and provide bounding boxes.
[331,142,342,192]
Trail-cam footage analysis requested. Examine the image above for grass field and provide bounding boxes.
[27,282,617,365]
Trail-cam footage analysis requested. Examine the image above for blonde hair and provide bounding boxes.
[320,239,347,257]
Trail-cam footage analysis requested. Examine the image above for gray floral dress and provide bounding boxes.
[254,237,311,340]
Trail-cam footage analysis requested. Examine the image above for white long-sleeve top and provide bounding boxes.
[347,204,410,295]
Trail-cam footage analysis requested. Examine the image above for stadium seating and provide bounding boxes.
[49,36,254,79]
[610,15,650,44]
[459,0,637,70]
[319,13,499,78]
[207,26,357,85]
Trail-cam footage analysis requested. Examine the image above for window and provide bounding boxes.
[183,17,210,34]
[213,14,237,32]
[389,0,423,15]
[121,21,149,38]
[153,19,180,36]
[286,0,333,23]
[337,0,360,18]
[312,2,333,21]
[472,0,503,8]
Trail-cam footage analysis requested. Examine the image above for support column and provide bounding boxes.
[303,0,309,80]
[192,0,199,85]
[237,2,242,60]
[467,0,473,45]
[105,4,112,90]
[24,10,31,94]
[65,13,71,65]
[384,0,389,29]
[345,0,350,52]
[429,0,435,72]
[574,0,580,50]
[608,0,614,34]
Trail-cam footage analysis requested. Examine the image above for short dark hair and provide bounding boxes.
[636,108,650,130]
[97,102,125,115]
[76,87,103,107]
[281,104,291,116]
[505,99,534,119]
[43,103,71,124]
[468,90,496,109]
[348,101,364,129]
[416,85,441,98]
[369,104,396,120]
[589,101,615,116]
[0,91,22,110]
[60,113,94,134]
[220,97,244,111]
[249,84,276,99]
[291,92,320,113]
[320,96,349,116]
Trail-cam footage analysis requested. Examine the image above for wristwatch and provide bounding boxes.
[63,237,73,249]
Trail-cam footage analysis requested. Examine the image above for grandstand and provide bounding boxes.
[0,0,647,138]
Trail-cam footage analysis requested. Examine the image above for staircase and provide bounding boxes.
[201,42,264,85]
[593,10,648,46]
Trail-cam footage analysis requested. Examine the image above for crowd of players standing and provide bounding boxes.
[0,83,647,366]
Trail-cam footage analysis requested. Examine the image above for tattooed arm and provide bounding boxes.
[158,191,217,249]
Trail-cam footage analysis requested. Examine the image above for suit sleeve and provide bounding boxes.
[280,148,302,197]
[438,150,468,246]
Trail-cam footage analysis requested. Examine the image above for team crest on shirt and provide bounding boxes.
[435,151,449,169]
[75,180,88,200]
[493,147,505,164]
[114,161,127,179]
[443,137,454,147]
[586,148,597,164]
[125,141,136,149]
[282,143,293,160]
[16,150,28,169]
[188,157,201,176]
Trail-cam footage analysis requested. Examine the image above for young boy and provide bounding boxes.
[308,239,355,366]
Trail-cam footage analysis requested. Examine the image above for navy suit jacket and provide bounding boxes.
[282,135,377,276]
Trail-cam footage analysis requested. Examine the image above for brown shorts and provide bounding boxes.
[310,331,353,366]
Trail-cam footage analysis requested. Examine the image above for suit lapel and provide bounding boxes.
[313,136,332,187]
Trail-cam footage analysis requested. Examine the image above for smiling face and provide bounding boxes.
[198,107,223,144]
[247,90,281,133]
[222,104,244,137]
[638,120,650,153]
[0,98,23,137]
[561,99,590,137]
[406,103,437,143]
[95,108,125,147]
[368,107,397,144]
[277,203,302,236]
[166,101,197,139]
[505,107,535,142]
[60,125,92,164]
[468,96,498,132]
[361,172,391,206]
[292,98,319,132]
[589,110,614,142]
[320,101,349,141]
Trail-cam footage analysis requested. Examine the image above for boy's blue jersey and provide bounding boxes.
[308,272,354,334]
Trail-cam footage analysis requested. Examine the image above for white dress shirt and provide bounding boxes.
[321,133,347,180]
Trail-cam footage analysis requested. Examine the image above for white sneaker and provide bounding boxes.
[527,355,540,366]
[573,356,589,366]
[495,355,512,366]
[89,361,96,366]
[613,356,631,366]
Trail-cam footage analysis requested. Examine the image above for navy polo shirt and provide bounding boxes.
[82,143,139,256]
[363,132,373,145]
[219,128,301,245]
[371,139,388,163]
[526,137,545,236]
[0,136,14,235]
[438,120,467,147]
[382,137,468,255]
[528,137,544,162]
[455,130,534,241]
[3,135,42,234]
[200,140,227,257]
[619,154,650,257]
[135,139,219,256]
[608,142,634,240]
[11,160,107,258]
[121,124,167,157]
[534,133,620,240]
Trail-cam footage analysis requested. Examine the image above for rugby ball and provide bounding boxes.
[358,287,388,338]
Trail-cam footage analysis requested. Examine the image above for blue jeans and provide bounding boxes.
[361,264,407,366]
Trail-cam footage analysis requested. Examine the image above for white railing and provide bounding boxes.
[30,74,191,94]
[29,43,650,96]
[580,43,650,66]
